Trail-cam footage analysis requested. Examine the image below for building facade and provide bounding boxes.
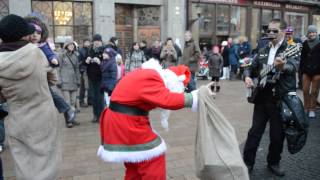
[3,0,186,55]
[187,0,320,49]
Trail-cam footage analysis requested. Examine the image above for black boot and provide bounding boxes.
[210,85,215,92]
[267,164,285,177]
[64,109,75,128]
[216,86,220,92]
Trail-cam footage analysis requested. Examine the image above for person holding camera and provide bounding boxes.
[86,34,105,123]
[160,38,177,68]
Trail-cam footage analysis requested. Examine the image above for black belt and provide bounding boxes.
[109,101,149,116]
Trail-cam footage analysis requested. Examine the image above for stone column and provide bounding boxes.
[93,0,115,43]
[133,6,138,42]
[9,0,31,17]
[166,0,186,49]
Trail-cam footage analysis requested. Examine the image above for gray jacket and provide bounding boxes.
[58,51,80,91]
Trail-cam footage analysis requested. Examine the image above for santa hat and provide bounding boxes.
[168,65,191,86]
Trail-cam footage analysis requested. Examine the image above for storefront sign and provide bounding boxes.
[197,0,247,4]
[253,1,281,8]
[285,4,309,11]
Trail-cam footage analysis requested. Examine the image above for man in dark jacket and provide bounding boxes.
[86,34,105,122]
[243,19,299,177]
[181,31,201,92]
[106,37,123,57]
[78,39,91,107]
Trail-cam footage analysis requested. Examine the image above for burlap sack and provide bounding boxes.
[195,86,249,180]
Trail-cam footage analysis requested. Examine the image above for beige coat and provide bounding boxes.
[181,39,201,73]
[195,86,249,180]
[0,44,61,180]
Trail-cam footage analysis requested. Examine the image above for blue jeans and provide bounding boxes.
[88,79,104,119]
[186,72,196,93]
[50,87,70,113]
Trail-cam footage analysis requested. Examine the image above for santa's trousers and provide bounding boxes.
[124,154,166,180]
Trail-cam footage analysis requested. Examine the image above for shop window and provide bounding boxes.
[251,8,260,49]
[313,15,320,34]
[273,10,281,19]
[199,3,214,34]
[230,6,246,36]
[285,12,308,37]
[216,5,229,35]
[0,0,9,19]
[262,9,272,27]
[32,1,93,44]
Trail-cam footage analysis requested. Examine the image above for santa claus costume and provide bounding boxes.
[97,59,198,179]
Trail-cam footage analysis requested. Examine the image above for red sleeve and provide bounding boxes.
[139,70,185,110]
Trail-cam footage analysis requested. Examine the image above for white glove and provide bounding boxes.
[86,57,91,64]
[191,90,198,112]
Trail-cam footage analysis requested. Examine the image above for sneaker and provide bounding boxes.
[308,111,316,118]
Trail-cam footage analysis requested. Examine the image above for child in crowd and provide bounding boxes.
[116,54,125,81]
[101,48,117,106]
[208,45,223,92]
[25,15,79,128]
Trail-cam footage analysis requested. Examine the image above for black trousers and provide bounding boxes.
[243,100,285,166]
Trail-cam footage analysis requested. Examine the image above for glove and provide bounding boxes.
[190,82,216,112]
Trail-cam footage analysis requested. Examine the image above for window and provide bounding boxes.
[251,8,260,49]
[32,1,93,44]
[0,0,9,19]
[262,9,272,27]
[273,10,281,19]
[285,12,308,37]
[216,5,229,35]
[313,15,320,34]
[230,6,246,36]
[199,3,215,34]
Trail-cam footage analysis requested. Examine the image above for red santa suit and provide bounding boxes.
[97,59,195,180]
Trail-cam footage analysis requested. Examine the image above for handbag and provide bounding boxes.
[280,94,309,154]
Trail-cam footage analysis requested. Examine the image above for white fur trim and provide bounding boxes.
[97,140,167,163]
[191,90,198,112]
[177,74,186,82]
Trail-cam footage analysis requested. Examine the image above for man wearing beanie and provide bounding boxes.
[86,34,106,122]
[300,25,320,118]
[0,14,60,179]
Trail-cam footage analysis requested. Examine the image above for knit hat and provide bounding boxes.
[307,25,317,34]
[221,41,228,46]
[285,26,294,35]
[0,14,35,43]
[24,15,49,43]
[103,47,117,58]
[92,34,102,42]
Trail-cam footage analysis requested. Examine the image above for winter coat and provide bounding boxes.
[78,47,90,73]
[125,50,146,72]
[208,52,223,77]
[239,41,251,59]
[299,40,320,76]
[58,50,81,91]
[229,44,240,66]
[222,46,230,67]
[87,45,105,81]
[160,45,177,68]
[181,39,201,73]
[0,43,60,179]
[101,58,117,94]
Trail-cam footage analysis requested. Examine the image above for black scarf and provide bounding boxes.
[0,40,29,52]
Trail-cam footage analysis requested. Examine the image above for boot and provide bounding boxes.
[210,85,215,92]
[216,86,220,92]
[64,109,75,128]
[267,164,285,177]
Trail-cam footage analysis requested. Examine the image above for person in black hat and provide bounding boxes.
[106,36,123,57]
[0,14,61,179]
[86,34,106,122]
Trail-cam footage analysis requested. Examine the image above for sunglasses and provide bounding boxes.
[267,29,279,34]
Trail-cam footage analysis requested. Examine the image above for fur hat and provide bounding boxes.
[307,25,317,34]
[0,14,35,43]
[24,15,49,43]
[64,39,76,49]
[92,34,102,42]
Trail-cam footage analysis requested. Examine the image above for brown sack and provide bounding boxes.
[195,86,249,180]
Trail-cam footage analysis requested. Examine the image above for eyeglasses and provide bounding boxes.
[267,29,279,34]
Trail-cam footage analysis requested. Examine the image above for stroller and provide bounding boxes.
[197,55,209,80]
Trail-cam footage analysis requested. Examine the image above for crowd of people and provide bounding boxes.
[0,12,319,179]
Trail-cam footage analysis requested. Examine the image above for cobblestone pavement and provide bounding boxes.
[2,80,320,179]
